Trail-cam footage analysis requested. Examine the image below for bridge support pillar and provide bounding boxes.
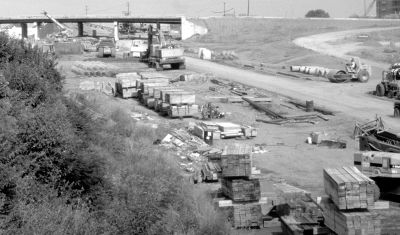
[35,22,41,40]
[21,23,28,39]
[113,21,119,41]
[78,22,84,37]
[156,22,161,30]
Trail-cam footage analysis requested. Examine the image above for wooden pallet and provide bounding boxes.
[221,144,252,178]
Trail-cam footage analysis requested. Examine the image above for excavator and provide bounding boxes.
[42,11,74,41]
[140,25,185,71]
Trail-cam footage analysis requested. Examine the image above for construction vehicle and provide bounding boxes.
[354,151,400,199]
[140,25,185,71]
[97,38,116,57]
[376,63,400,98]
[327,57,371,83]
[42,11,74,40]
[200,102,225,120]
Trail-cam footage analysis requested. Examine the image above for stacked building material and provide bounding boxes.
[220,144,253,178]
[218,144,263,229]
[115,72,141,98]
[372,207,400,234]
[230,202,263,228]
[221,178,260,202]
[217,122,244,138]
[321,198,381,235]
[323,167,376,210]
[322,167,381,235]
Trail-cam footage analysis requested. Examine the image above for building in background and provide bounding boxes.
[377,0,400,18]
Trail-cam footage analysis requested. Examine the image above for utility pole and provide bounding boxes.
[85,5,88,16]
[363,0,367,17]
[247,0,250,16]
[127,1,131,16]
[223,2,226,16]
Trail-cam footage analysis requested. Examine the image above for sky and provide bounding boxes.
[0,0,374,18]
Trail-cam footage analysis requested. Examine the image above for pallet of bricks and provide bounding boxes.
[115,72,141,98]
[322,166,381,235]
[218,144,265,229]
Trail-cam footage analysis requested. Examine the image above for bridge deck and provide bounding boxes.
[0,16,182,24]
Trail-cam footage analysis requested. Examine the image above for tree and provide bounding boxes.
[305,9,330,18]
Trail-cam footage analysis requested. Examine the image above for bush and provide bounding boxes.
[305,9,330,18]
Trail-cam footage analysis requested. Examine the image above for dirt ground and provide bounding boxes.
[56,18,400,234]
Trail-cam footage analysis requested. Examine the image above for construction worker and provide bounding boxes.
[350,58,357,72]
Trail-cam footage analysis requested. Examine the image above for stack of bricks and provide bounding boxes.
[322,166,381,235]
[219,144,263,229]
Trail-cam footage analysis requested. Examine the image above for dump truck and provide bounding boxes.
[97,38,116,57]
[376,63,400,98]
[140,25,185,71]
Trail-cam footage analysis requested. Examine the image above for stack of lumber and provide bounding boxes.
[165,92,196,105]
[193,122,221,140]
[323,167,376,210]
[115,72,141,98]
[230,202,263,228]
[241,125,257,138]
[168,105,199,118]
[220,144,252,178]
[372,207,400,233]
[217,122,243,138]
[281,215,331,235]
[273,183,312,205]
[221,178,261,202]
[321,198,381,235]
[139,71,169,80]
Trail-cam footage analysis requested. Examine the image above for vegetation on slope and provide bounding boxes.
[0,33,228,234]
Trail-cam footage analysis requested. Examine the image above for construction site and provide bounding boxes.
[4,0,400,234]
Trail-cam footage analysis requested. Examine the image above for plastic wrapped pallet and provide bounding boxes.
[168,104,199,118]
[120,88,138,98]
[141,82,169,95]
[153,88,181,99]
[221,178,261,202]
[136,78,169,91]
[221,144,252,178]
[161,90,184,102]
[323,166,377,210]
[321,198,381,235]
[165,92,196,105]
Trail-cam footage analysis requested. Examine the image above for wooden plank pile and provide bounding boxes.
[372,207,400,234]
[115,72,141,98]
[281,215,332,235]
[323,166,376,210]
[192,122,257,141]
[322,167,381,235]
[220,144,253,178]
[218,144,264,229]
[221,178,261,202]
[321,198,381,235]
[115,73,199,118]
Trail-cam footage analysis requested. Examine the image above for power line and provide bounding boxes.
[247,0,250,16]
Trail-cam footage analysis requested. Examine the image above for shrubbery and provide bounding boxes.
[305,9,330,18]
[0,32,228,234]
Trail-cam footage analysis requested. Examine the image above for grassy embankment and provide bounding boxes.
[184,17,400,68]
[0,33,229,234]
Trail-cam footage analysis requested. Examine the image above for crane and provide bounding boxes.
[42,11,74,38]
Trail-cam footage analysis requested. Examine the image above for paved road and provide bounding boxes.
[185,27,400,129]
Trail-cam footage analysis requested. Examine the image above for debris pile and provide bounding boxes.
[160,129,209,173]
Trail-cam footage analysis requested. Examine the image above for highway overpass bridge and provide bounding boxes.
[0,16,185,40]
